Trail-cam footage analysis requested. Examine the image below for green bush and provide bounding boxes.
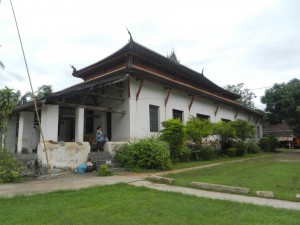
[233,141,247,157]
[115,136,171,170]
[160,119,186,162]
[178,146,192,162]
[259,136,277,152]
[227,147,237,157]
[0,148,23,183]
[247,142,261,154]
[97,165,112,176]
[199,145,215,161]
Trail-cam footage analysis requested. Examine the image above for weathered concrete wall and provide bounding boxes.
[14,154,41,176]
[103,141,128,156]
[37,141,90,169]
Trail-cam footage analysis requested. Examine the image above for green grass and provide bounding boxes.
[166,153,300,201]
[171,152,270,170]
[0,183,300,225]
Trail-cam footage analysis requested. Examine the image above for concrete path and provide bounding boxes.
[0,172,142,197]
[130,180,300,211]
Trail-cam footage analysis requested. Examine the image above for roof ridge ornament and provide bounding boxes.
[126,27,133,43]
[167,48,180,64]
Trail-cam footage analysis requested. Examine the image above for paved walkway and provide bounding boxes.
[0,156,299,211]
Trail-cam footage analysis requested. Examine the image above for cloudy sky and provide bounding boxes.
[0,0,299,109]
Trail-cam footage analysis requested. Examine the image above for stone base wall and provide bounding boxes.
[37,141,90,169]
[14,153,42,176]
[103,142,128,156]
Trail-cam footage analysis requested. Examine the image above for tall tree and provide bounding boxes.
[21,85,52,103]
[0,87,20,148]
[224,83,256,109]
[261,78,300,135]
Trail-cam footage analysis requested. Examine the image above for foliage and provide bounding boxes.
[212,121,235,154]
[97,165,112,176]
[21,85,53,103]
[0,148,23,183]
[224,83,257,109]
[232,141,247,157]
[226,147,237,157]
[160,118,186,162]
[115,136,171,170]
[199,145,216,160]
[0,87,20,148]
[261,78,300,135]
[230,119,256,141]
[259,136,277,152]
[186,117,213,159]
[247,142,261,154]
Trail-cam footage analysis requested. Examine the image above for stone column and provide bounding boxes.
[40,105,59,142]
[75,107,84,142]
[6,115,18,153]
[17,111,34,153]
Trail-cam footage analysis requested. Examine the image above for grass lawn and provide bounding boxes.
[171,152,270,170]
[166,153,300,201]
[0,183,300,225]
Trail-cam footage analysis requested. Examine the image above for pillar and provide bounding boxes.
[17,111,34,153]
[75,107,84,142]
[6,115,18,153]
[41,105,59,142]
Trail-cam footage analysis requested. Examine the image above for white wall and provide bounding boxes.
[127,78,263,140]
[41,105,59,142]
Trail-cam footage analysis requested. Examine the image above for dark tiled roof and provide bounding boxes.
[73,40,240,100]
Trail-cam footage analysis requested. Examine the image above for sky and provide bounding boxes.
[0,0,299,110]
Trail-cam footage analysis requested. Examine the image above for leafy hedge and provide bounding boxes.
[115,137,171,170]
[0,148,23,183]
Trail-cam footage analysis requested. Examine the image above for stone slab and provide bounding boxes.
[256,191,275,198]
[147,175,174,184]
[189,181,250,195]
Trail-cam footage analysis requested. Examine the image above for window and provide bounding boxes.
[221,118,231,122]
[196,114,210,121]
[149,105,159,132]
[173,109,183,122]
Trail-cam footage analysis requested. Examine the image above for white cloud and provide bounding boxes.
[0,0,299,110]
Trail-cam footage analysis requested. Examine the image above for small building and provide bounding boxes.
[6,39,263,169]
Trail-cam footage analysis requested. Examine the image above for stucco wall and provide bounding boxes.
[128,79,263,140]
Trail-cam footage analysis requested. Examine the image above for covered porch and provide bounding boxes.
[6,74,129,169]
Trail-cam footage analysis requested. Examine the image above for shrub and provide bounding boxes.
[185,117,213,160]
[97,165,112,176]
[230,119,256,141]
[199,145,215,161]
[115,136,171,170]
[233,141,247,157]
[259,136,277,152]
[0,148,23,183]
[178,146,192,162]
[247,142,261,154]
[160,119,186,162]
[227,147,237,157]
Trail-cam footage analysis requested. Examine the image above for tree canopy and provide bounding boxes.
[261,78,300,135]
[224,83,256,109]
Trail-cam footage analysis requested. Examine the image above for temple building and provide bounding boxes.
[6,38,263,169]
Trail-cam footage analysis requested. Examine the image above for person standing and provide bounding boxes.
[96,126,103,151]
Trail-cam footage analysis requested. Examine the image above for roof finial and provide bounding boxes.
[126,27,133,43]
[201,68,204,75]
[70,64,77,74]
